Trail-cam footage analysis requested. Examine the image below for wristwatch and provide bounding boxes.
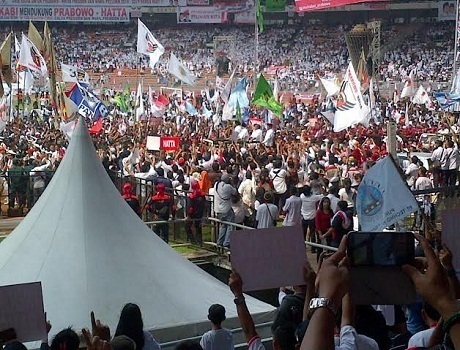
[308,297,338,317]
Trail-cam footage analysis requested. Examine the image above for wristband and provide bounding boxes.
[446,268,457,277]
[442,310,460,333]
[234,296,245,305]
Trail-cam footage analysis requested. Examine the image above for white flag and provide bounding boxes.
[18,34,48,77]
[137,19,164,68]
[0,96,8,132]
[168,53,196,86]
[61,63,90,84]
[14,35,20,56]
[60,119,78,140]
[135,82,145,121]
[333,62,369,132]
[320,77,340,97]
[356,156,418,232]
[393,83,400,104]
[221,70,235,103]
[400,69,416,98]
[18,70,34,94]
[412,85,430,105]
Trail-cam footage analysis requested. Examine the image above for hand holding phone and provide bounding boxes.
[347,231,415,266]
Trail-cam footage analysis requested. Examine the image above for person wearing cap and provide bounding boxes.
[213,173,237,248]
[200,304,234,350]
[255,192,279,229]
[122,182,141,216]
[145,183,175,243]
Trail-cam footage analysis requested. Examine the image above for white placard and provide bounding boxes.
[146,136,161,151]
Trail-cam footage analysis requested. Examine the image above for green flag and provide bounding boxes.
[256,0,264,33]
[266,0,285,12]
[235,100,241,121]
[253,74,283,117]
[114,92,128,112]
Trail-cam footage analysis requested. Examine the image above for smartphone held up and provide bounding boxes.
[347,231,415,266]
[345,231,417,305]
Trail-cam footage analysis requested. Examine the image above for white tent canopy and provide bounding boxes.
[0,118,275,344]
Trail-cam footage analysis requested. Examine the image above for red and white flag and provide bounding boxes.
[400,69,416,98]
[18,33,48,77]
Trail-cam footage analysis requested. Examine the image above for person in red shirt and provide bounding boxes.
[145,183,175,243]
[315,196,334,253]
[122,182,140,216]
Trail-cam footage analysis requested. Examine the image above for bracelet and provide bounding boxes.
[234,296,245,305]
[446,268,457,277]
[442,310,460,333]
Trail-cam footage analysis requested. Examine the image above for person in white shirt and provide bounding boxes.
[30,159,51,206]
[405,155,420,189]
[249,124,263,143]
[256,192,279,228]
[269,161,288,210]
[300,185,323,248]
[238,171,256,209]
[441,139,458,188]
[430,140,444,187]
[408,302,440,348]
[200,304,234,350]
[238,125,249,142]
[338,178,355,211]
[282,187,302,227]
[262,123,275,147]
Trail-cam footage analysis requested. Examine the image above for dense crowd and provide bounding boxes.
[1,21,454,92]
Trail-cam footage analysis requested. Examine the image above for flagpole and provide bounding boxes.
[9,28,14,122]
[254,2,259,89]
[453,0,460,91]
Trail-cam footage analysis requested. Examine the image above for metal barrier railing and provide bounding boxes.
[144,215,340,253]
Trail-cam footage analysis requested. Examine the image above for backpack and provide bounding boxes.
[271,294,305,332]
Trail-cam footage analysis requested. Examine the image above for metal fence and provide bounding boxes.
[1,169,457,244]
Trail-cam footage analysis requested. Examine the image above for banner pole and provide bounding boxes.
[254,3,259,89]
[452,0,460,92]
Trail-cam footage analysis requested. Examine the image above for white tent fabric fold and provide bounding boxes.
[0,117,275,343]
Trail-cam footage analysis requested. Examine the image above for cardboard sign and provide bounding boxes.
[161,136,180,152]
[442,208,460,274]
[146,136,161,151]
[230,226,305,291]
[0,282,47,342]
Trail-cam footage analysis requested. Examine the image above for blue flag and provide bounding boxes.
[68,83,108,121]
[434,92,460,110]
[228,77,249,109]
[185,100,197,116]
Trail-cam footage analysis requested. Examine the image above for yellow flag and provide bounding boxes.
[28,21,44,53]
[43,22,58,113]
[0,33,12,85]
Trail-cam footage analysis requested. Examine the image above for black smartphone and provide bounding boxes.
[347,231,415,266]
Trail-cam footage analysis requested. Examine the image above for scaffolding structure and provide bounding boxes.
[345,21,381,77]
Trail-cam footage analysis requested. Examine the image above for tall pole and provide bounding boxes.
[254,4,259,89]
[9,28,14,122]
[452,0,460,92]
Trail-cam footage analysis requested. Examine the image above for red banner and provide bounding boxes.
[295,0,386,13]
[160,137,180,152]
